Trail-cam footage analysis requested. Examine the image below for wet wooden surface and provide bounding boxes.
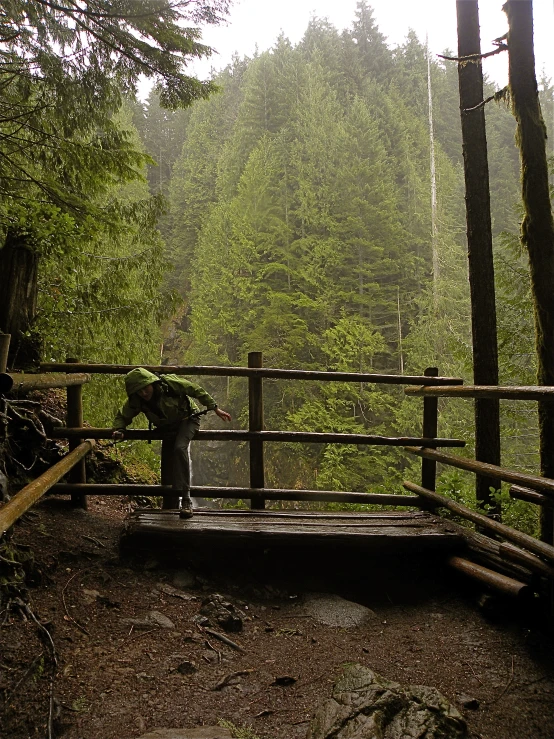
[122,508,463,552]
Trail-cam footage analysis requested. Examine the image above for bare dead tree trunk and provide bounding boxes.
[504,0,554,544]
[456,0,501,516]
[0,230,41,369]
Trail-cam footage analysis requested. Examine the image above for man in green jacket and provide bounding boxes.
[112,368,231,518]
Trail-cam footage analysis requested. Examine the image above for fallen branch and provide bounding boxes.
[212,668,254,691]
[13,599,57,739]
[493,655,516,704]
[81,535,106,549]
[203,626,245,652]
[61,571,90,636]
[3,651,44,702]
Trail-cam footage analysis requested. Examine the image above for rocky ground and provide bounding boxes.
[1,495,554,739]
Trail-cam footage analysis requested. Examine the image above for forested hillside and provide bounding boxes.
[126,2,554,524]
[3,1,553,528]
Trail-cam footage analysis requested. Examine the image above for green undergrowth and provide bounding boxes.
[218,720,261,739]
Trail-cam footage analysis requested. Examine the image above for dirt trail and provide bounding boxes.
[1,496,554,739]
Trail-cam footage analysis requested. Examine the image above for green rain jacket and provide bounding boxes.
[113,368,217,431]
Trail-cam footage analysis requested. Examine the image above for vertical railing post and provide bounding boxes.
[248,351,265,510]
[0,333,10,373]
[66,357,87,509]
[421,367,439,491]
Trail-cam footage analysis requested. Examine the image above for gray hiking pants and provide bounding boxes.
[160,416,200,509]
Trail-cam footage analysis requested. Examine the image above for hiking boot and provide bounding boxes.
[179,498,193,519]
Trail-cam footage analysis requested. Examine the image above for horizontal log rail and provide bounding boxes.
[8,372,91,391]
[403,480,554,564]
[448,555,530,598]
[404,446,554,499]
[50,427,466,447]
[405,384,554,400]
[0,440,95,536]
[510,485,553,507]
[50,483,420,506]
[40,362,463,386]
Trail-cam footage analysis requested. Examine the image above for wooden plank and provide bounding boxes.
[130,510,446,524]
[122,509,462,553]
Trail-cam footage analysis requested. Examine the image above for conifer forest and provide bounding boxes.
[2,1,554,534]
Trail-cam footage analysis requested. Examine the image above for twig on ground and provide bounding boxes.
[61,571,90,636]
[12,599,58,739]
[203,627,245,652]
[4,652,44,701]
[130,628,158,642]
[212,668,254,691]
[81,535,106,549]
[463,660,484,687]
[204,637,222,662]
[493,655,516,704]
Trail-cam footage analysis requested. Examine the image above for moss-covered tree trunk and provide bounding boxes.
[504,0,554,544]
[456,0,501,517]
[0,231,40,369]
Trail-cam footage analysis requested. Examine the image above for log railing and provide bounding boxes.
[39,354,464,511]
[0,441,95,537]
[403,383,554,603]
[3,352,554,604]
[404,383,554,542]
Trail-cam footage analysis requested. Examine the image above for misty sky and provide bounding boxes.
[187,0,553,88]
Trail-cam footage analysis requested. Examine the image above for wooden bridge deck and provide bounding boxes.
[122,508,463,553]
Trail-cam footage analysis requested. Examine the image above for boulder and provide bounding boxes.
[303,593,376,628]
[199,593,245,633]
[307,664,468,739]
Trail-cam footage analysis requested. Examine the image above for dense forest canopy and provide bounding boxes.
[2,1,553,531]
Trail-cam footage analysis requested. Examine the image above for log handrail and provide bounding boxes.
[49,483,420,506]
[8,373,91,391]
[49,428,466,447]
[510,485,553,508]
[0,440,95,536]
[404,446,554,499]
[40,362,463,385]
[405,384,554,400]
[403,480,554,563]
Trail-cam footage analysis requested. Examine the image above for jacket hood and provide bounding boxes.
[124,368,160,396]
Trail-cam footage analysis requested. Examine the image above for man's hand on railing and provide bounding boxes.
[214,408,232,423]
[112,430,125,440]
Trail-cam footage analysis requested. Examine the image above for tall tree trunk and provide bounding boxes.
[456,0,501,516]
[504,0,554,544]
[426,36,439,309]
[0,230,40,369]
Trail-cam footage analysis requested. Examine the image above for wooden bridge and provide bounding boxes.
[2,347,554,606]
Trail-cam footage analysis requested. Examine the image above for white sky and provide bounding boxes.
[187,0,554,88]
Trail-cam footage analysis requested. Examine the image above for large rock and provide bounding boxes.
[303,593,376,629]
[199,593,245,632]
[307,664,468,739]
